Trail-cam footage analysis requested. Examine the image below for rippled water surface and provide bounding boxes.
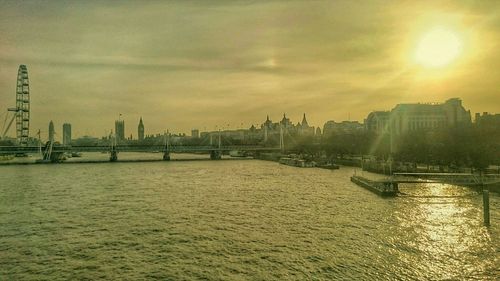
[1,155,499,280]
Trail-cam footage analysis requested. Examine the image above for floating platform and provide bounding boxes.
[279,157,316,168]
[318,163,340,170]
[350,175,398,197]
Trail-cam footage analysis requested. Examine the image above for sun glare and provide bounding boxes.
[414,27,462,68]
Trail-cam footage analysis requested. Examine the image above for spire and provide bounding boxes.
[302,113,309,127]
[266,115,270,121]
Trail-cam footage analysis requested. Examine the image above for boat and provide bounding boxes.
[229,150,246,157]
[279,157,316,168]
[0,155,15,162]
[318,163,340,170]
[71,152,82,157]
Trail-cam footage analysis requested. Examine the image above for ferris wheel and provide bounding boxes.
[2,65,30,146]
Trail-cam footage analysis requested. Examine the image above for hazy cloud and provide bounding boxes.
[0,0,499,140]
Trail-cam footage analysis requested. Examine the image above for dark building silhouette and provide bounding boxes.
[323,120,364,136]
[138,117,144,141]
[191,129,199,138]
[115,120,125,141]
[299,113,314,135]
[49,120,55,142]
[475,112,500,127]
[63,123,71,145]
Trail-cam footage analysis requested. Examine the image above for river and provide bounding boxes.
[0,154,498,280]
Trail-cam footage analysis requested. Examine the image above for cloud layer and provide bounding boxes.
[0,0,499,139]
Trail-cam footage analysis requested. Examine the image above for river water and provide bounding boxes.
[0,154,498,280]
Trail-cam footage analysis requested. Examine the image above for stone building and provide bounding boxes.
[365,98,471,135]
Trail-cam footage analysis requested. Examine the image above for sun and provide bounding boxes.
[414,27,462,68]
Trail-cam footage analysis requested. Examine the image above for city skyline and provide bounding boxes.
[1,92,497,143]
[1,1,499,138]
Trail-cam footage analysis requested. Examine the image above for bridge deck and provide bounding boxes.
[0,145,281,155]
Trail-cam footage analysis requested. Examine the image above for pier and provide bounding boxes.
[350,172,500,226]
[350,175,398,197]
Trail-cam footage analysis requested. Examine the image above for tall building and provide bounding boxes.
[191,129,199,138]
[62,123,71,145]
[115,120,125,141]
[48,120,55,142]
[138,117,144,141]
[365,98,471,135]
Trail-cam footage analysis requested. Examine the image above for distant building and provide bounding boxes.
[475,112,500,127]
[299,113,315,135]
[365,111,391,133]
[73,135,99,146]
[115,120,125,141]
[323,120,364,136]
[280,113,295,129]
[191,129,199,138]
[138,117,144,141]
[62,123,71,145]
[365,98,471,135]
[49,120,55,142]
[258,113,317,142]
[315,127,322,136]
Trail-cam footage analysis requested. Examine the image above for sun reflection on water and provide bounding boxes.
[396,182,495,279]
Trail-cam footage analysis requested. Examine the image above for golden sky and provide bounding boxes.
[1,0,499,139]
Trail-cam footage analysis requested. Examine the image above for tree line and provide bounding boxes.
[291,124,499,172]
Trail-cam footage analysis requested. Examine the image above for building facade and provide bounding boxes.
[365,98,471,135]
[475,112,500,127]
[115,120,125,141]
[364,111,390,133]
[323,120,364,136]
[261,113,315,141]
[62,123,71,145]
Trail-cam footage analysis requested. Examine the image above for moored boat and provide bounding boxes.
[279,157,316,168]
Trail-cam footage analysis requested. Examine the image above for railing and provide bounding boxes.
[391,173,500,186]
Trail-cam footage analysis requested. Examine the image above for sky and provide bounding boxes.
[1,0,499,140]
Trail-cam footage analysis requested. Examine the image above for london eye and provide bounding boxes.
[1,65,30,146]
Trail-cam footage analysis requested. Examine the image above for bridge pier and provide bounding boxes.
[163,151,171,161]
[210,150,221,160]
[49,152,65,163]
[110,150,118,162]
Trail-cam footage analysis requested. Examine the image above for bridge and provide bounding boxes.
[0,143,282,162]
